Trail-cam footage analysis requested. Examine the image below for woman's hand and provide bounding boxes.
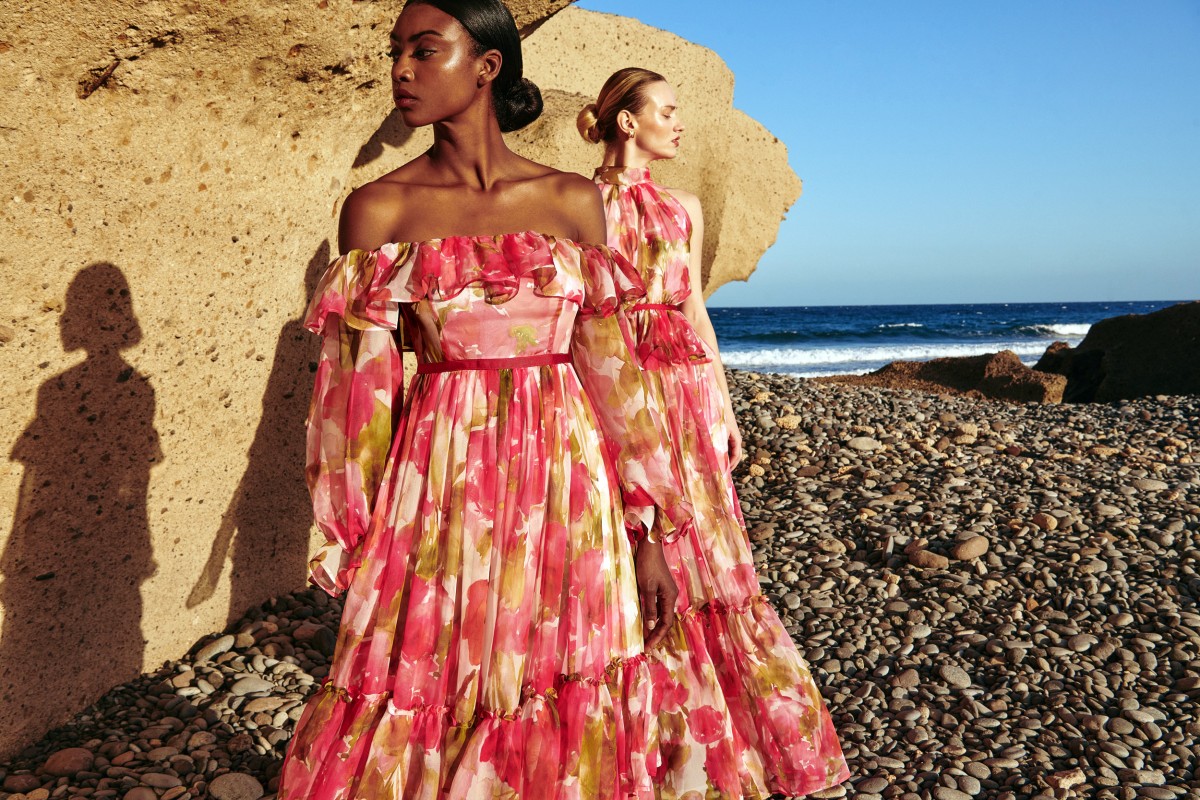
[634,538,678,649]
[724,405,744,466]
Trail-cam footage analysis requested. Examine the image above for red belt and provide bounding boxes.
[416,353,572,375]
[630,303,682,312]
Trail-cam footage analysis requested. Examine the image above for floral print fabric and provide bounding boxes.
[597,166,851,798]
[280,233,693,800]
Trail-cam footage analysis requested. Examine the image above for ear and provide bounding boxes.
[477,49,503,87]
[617,108,636,136]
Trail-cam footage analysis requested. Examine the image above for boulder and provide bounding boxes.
[1034,301,1200,402]
[819,350,1066,403]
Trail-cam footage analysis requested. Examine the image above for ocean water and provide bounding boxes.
[710,301,1183,378]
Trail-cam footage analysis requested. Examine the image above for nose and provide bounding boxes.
[392,58,414,83]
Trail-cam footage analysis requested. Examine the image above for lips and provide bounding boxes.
[394,89,417,108]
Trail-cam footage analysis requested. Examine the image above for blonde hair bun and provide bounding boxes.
[576,103,602,144]
[579,68,667,145]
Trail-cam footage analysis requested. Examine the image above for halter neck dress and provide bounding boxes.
[596,165,850,798]
[277,232,694,800]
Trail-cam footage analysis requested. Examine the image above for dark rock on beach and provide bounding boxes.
[1035,300,1200,402]
[818,349,1066,403]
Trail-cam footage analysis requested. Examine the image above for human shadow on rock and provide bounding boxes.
[188,242,329,625]
[1,263,159,750]
[351,108,415,170]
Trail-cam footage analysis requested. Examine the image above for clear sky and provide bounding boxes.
[575,0,1200,307]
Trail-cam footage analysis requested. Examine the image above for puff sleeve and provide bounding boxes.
[565,242,694,543]
[303,245,413,595]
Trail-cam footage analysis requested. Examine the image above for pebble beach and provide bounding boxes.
[1,370,1197,800]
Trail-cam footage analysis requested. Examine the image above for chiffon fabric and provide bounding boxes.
[596,165,851,798]
[278,232,694,800]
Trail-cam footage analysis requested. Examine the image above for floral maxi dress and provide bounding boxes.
[277,232,693,800]
[596,166,851,798]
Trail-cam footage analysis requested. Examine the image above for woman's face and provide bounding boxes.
[630,81,684,161]
[389,4,494,128]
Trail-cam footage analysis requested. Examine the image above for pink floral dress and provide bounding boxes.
[278,232,694,800]
[596,166,851,798]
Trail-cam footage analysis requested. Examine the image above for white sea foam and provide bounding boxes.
[877,322,925,329]
[721,341,1053,371]
[1025,323,1092,337]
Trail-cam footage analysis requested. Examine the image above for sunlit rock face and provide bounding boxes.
[0,0,795,756]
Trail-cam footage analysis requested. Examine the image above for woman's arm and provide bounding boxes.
[670,190,743,466]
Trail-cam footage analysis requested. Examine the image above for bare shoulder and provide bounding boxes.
[337,164,428,252]
[529,168,605,244]
[661,185,703,221]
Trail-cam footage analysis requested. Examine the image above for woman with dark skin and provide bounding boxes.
[276,2,689,798]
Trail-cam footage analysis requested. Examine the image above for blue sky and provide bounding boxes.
[575,0,1200,307]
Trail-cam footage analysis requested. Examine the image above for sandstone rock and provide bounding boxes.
[1034,301,1200,401]
[209,772,265,800]
[518,8,800,296]
[818,350,1066,403]
[42,746,94,777]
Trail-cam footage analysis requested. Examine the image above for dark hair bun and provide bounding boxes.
[496,77,543,133]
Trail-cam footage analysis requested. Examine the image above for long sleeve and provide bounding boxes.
[303,246,413,595]
[568,244,693,543]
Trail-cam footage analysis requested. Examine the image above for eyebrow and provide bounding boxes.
[662,105,678,111]
[389,29,446,43]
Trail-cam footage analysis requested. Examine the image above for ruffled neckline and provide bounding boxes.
[304,230,645,334]
[594,166,652,186]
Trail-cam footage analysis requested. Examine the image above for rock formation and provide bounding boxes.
[1034,301,1200,402]
[820,350,1067,403]
[0,0,798,758]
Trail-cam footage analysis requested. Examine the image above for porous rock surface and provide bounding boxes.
[0,0,798,758]
[819,350,1068,404]
[1034,301,1200,402]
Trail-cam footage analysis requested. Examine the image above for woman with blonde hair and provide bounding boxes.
[579,68,850,798]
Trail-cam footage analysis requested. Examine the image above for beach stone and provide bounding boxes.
[1132,478,1168,491]
[230,676,275,696]
[123,789,157,800]
[42,747,94,777]
[1031,512,1057,531]
[244,697,286,713]
[932,788,971,800]
[140,773,182,789]
[3,774,42,793]
[195,635,236,662]
[188,730,218,749]
[848,437,882,452]
[908,549,949,569]
[208,772,265,800]
[952,536,989,560]
[939,664,972,689]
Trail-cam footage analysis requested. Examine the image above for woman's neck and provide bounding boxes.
[428,107,516,191]
[601,141,654,170]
